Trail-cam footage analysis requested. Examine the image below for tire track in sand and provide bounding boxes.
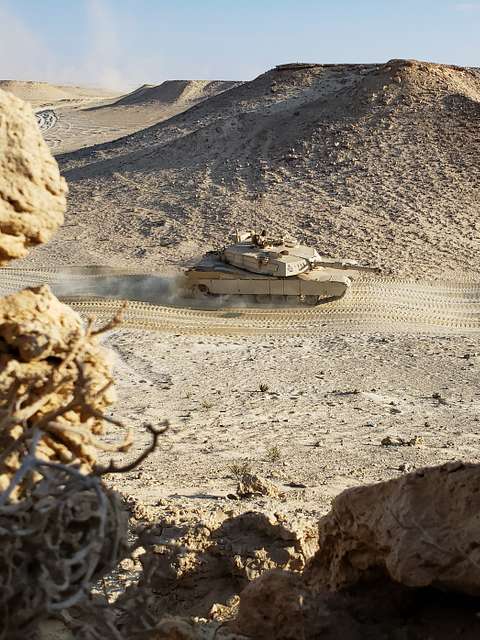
[1,267,479,335]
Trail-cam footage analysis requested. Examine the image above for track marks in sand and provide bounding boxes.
[0,268,479,335]
[35,109,58,132]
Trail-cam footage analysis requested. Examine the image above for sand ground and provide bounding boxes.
[97,328,480,519]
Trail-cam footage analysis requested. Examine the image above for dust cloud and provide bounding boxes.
[50,272,302,309]
[51,273,187,305]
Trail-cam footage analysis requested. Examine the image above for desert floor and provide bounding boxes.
[96,328,480,520]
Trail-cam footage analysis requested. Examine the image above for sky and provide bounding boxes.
[0,0,478,90]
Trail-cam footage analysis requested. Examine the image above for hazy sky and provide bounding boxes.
[0,0,478,89]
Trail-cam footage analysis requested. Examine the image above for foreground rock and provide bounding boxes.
[0,89,66,263]
[0,285,117,494]
[117,506,317,633]
[236,473,281,498]
[307,461,480,595]
[231,462,480,639]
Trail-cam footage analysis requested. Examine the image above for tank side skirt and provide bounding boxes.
[187,272,348,298]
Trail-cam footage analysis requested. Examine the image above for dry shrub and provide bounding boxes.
[0,456,128,636]
[0,286,139,637]
[0,286,130,498]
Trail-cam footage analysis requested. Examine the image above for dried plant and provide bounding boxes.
[0,292,168,637]
[266,445,282,464]
[229,459,253,480]
[0,421,167,638]
[0,432,128,636]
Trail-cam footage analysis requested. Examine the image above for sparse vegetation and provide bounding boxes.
[266,445,282,463]
[201,399,213,410]
[432,392,448,405]
[229,459,253,480]
[259,383,270,392]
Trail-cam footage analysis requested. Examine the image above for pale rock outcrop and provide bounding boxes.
[236,473,280,498]
[231,462,480,639]
[307,461,480,595]
[0,89,67,263]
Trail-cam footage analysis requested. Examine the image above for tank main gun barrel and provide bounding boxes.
[315,258,381,274]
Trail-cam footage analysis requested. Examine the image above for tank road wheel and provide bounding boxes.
[193,284,212,298]
[255,294,271,304]
[270,295,288,305]
[302,295,320,306]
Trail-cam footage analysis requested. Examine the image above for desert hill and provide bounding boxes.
[29,59,480,277]
[0,80,117,106]
[111,79,241,107]
[34,79,242,155]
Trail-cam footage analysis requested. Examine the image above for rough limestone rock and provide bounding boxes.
[0,89,67,263]
[231,462,480,639]
[307,462,480,595]
[118,506,317,632]
[0,285,116,494]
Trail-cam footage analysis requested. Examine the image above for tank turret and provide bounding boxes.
[221,230,321,277]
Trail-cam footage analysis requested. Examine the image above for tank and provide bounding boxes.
[184,230,380,305]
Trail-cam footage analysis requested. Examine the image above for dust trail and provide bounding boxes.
[0,267,316,310]
[49,272,259,309]
[51,273,185,305]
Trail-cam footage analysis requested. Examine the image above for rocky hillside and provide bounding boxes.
[33,59,480,277]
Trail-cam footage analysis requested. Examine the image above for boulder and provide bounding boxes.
[307,462,480,595]
[0,89,66,263]
[0,285,117,494]
[236,473,280,498]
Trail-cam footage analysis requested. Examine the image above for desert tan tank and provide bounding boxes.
[184,230,380,305]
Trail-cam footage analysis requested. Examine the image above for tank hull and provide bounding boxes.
[185,262,351,303]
